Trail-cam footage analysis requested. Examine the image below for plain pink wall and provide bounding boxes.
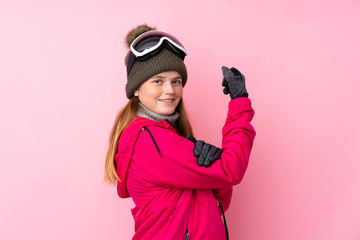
[1,0,359,239]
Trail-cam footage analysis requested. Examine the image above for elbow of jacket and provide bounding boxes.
[221,152,249,186]
[224,168,246,186]
[230,173,245,185]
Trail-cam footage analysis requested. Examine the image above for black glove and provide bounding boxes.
[222,66,248,99]
[186,135,222,167]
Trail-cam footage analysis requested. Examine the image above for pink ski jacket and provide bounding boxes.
[115,97,256,240]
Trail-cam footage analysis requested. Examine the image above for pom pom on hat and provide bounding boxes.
[125,24,156,48]
[124,24,156,66]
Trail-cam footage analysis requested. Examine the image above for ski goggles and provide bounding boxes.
[126,30,187,76]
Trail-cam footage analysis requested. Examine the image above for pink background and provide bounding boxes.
[1,0,359,239]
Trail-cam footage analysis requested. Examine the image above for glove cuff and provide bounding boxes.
[232,93,249,99]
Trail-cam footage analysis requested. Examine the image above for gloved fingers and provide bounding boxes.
[222,77,227,87]
[197,143,210,166]
[230,67,241,76]
[222,66,235,78]
[194,140,205,157]
[197,156,205,166]
[209,148,222,163]
[222,78,230,94]
[231,67,246,82]
[186,134,197,144]
[204,158,211,167]
[204,146,217,167]
[207,145,217,156]
[239,71,245,82]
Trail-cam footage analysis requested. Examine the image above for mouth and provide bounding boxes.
[158,98,175,103]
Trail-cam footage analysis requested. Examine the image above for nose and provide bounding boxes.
[163,82,175,94]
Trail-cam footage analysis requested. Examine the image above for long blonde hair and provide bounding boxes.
[104,97,193,185]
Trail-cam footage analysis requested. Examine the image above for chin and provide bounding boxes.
[158,108,175,115]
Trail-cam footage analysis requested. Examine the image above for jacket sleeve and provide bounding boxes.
[129,97,256,189]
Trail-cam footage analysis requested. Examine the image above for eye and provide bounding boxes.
[172,79,182,85]
[153,80,162,84]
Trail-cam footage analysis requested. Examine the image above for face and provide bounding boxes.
[134,71,183,115]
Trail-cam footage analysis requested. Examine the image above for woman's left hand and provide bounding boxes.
[222,66,248,99]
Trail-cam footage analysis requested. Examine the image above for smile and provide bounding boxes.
[159,99,175,103]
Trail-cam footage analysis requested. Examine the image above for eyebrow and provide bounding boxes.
[150,75,182,80]
[151,75,166,79]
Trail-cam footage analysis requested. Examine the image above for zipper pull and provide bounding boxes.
[185,229,189,240]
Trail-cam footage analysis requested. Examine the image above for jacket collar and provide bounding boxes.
[129,116,177,132]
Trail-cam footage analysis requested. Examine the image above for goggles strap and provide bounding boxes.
[127,52,136,76]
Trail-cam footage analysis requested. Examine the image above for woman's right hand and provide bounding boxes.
[222,66,248,99]
[186,134,222,168]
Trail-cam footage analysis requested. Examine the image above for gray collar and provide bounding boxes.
[136,102,179,125]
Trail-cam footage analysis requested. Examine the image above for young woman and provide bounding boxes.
[104,24,256,240]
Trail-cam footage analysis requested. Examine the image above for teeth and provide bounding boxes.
[160,99,174,102]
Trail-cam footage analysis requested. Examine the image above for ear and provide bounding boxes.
[134,89,139,97]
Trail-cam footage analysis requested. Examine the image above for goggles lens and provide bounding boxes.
[134,36,160,53]
[130,30,187,57]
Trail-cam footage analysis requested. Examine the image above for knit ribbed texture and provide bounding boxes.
[136,102,179,124]
[126,48,187,99]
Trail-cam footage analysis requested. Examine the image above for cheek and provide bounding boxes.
[176,87,183,97]
[139,86,160,101]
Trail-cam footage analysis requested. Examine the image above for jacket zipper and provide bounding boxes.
[142,127,162,157]
[217,201,229,240]
[185,229,189,240]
